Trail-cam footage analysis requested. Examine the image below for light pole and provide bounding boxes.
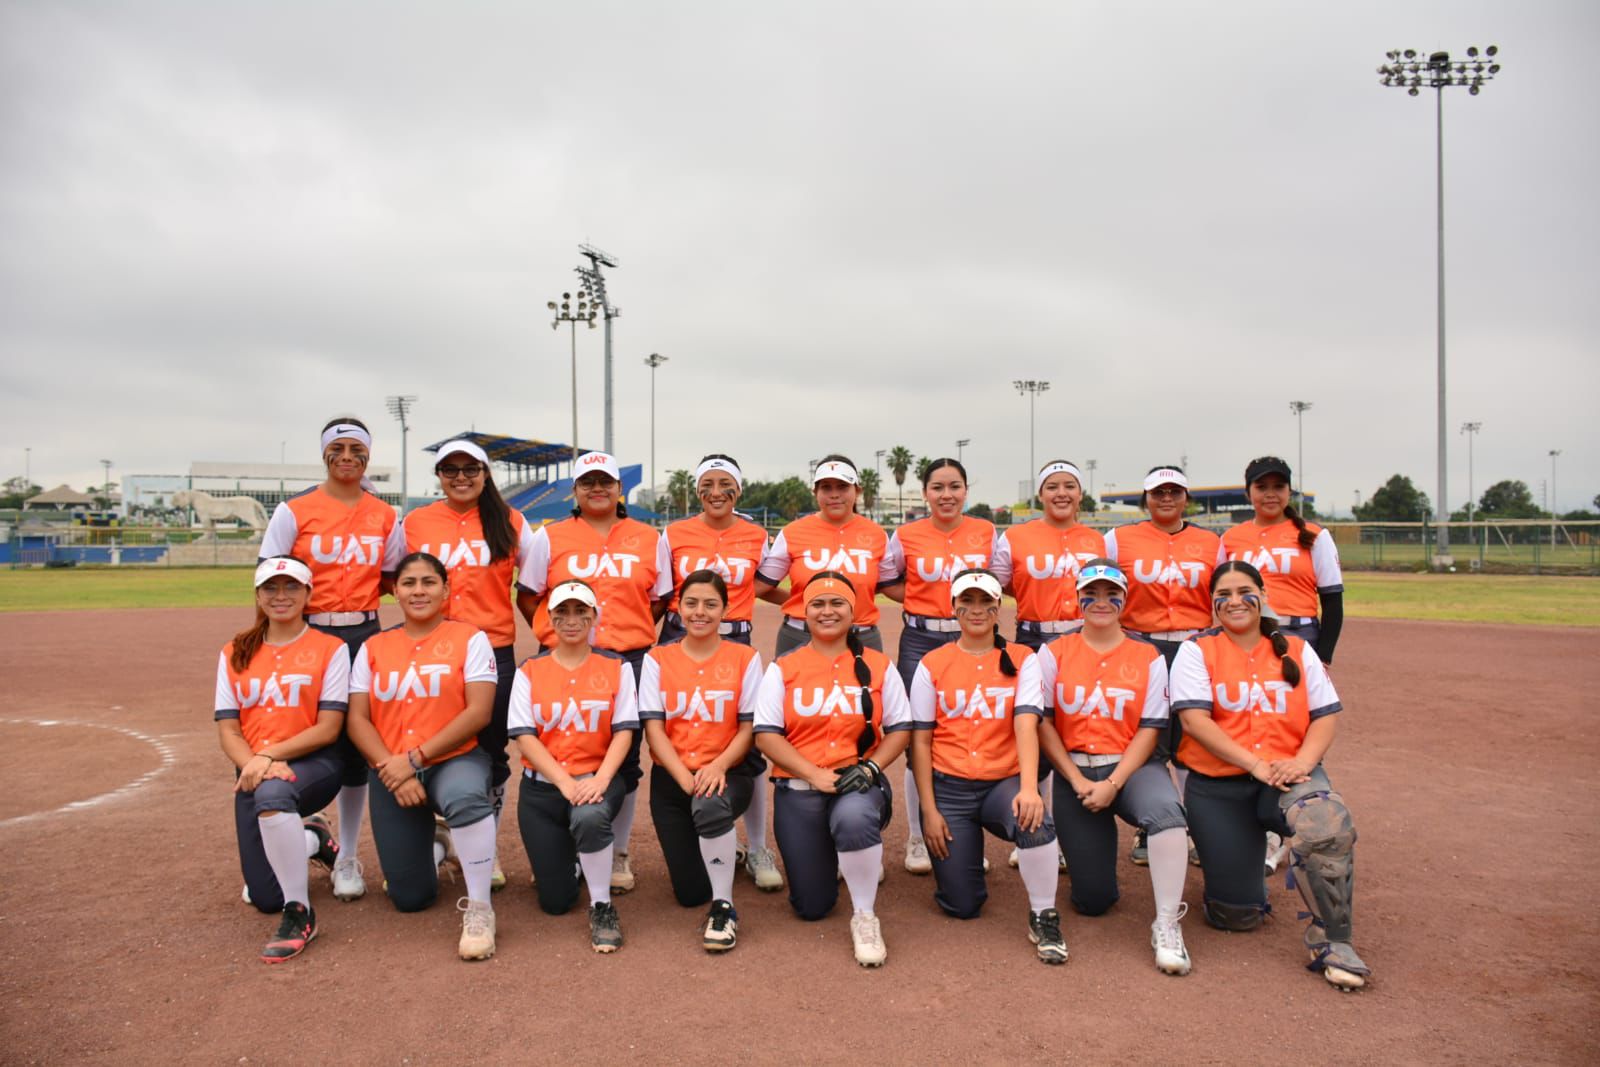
[1460,422,1482,522]
[385,395,417,514]
[1289,401,1313,512]
[1013,380,1050,501]
[644,353,668,510]
[24,446,30,491]
[1085,459,1098,500]
[956,439,970,464]
[1549,449,1561,542]
[548,289,598,466]
[1379,43,1500,563]
[576,245,621,453]
[100,459,112,508]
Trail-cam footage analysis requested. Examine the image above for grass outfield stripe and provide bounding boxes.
[0,567,1596,627]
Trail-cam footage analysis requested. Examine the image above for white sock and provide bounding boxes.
[700,829,738,903]
[743,767,770,851]
[1147,827,1188,921]
[259,812,309,908]
[433,840,447,868]
[450,815,498,904]
[1016,843,1058,913]
[613,791,637,854]
[336,783,367,858]
[579,846,614,906]
[837,845,883,915]
[904,765,923,840]
[302,828,320,858]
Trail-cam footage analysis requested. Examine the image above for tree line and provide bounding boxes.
[1354,474,1599,523]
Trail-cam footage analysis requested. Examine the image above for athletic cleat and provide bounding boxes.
[983,856,992,873]
[434,815,458,869]
[702,899,738,952]
[490,860,506,892]
[850,912,887,967]
[1058,846,1068,873]
[1264,831,1288,875]
[241,883,252,905]
[303,813,339,871]
[261,901,317,963]
[590,901,624,953]
[1152,904,1192,975]
[735,842,748,866]
[1130,830,1149,866]
[1188,835,1202,867]
[331,856,366,901]
[744,846,784,892]
[457,898,496,960]
[610,851,636,894]
[1305,924,1370,990]
[1028,908,1069,965]
[1008,847,1020,868]
[904,838,933,875]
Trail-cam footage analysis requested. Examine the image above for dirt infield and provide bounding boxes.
[2,603,1597,1065]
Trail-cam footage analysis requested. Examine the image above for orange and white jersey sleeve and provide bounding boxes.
[999,521,1107,623]
[637,642,764,770]
[520,524,553,594]
[887,517,998,617]
[753,647,911,775]
[507,651,640,778]
[1037,634,1168,756]
[214,629,351,752]
[907,643,1040,779]
[1170,632,1340,777]
[349,621,495,762]
[665,517,769,621]
[1218,522,1344,618]
[260,488,399,614]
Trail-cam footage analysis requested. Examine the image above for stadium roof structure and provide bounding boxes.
[423,432,578,469]
[1098,484,1315,511]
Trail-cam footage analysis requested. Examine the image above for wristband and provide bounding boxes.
[863,758,883,784]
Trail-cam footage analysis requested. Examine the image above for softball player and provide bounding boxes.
[259,416,402,901]
[880,458,997,875]
[345,552,500,961]
[908,569,1067,965]
[754,455,897,659]
[215,557,346,962]
[990,460,1105,652]
[640,570,766,951]
[507,580,639,954]
[1034,560,1192,975]
[1172,560,1370,990]
[660,454,781,893]
[753,572,913,967]
[1102,465,1219,864]
[398,439,538,890]
[521,451,671,894]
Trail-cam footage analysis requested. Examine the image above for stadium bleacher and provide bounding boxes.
[424,432,644,524]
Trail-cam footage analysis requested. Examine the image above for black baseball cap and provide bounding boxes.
[1244,456,1292,485]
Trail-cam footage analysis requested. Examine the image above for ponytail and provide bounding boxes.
[229,610,271,673]
[477,473,516,562]
[992,625,1018,678]
[1283,503,1315,550]
[1261,615,1302,689]
[846,629,876,756]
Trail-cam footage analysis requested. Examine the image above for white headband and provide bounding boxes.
[812,460,859,487]
[435,439,491,469]
[254,557,313,589]
[321,423,373,453]
[1142,468,1189,492]
[548,580,598,611]
[1035,462,1083,496]
[695,457,743,490]
[950,570,1003,603]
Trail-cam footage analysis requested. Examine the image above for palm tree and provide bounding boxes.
[914,456,933,485]
[666,468,693,516]
[887,446,913,525]
[859,469,881,517]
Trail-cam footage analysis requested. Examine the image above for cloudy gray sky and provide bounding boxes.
[3,0,1596,516]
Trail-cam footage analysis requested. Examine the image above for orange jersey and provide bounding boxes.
[1219,520,1344,619]
[991,521,1106,623]
[259,487,400,614]
[1170,630,1341,777]
[885,516,998,617]
[350,620,497,763]
[637,641,764,771]
[752,645,911,777]
[400,501,536,647]
[757,513,895,625]
[526,517,672,651]
[1036,632,1169,756]
[506,650,639,777]
[214,627,350,752]
[664,515,770,622]
[908,642,1043,780]
[1102,521,1220,633]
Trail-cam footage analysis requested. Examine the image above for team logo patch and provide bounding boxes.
[590,671,611,689]
[854,531,876,548]
[1118,662,1141,684]
[364,512,384,529]
[432,639,455,658]
[713,661,736,683]
[294,648,319,668]
[620,533,640,551]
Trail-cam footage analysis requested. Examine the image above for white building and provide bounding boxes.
[123,462,401,516]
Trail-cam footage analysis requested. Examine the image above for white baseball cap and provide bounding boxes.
[573,451,621,482]
[950,570,1003,603]
[547,580,598,611]
[1142,467,1189,492]
[811,460,859,487]
[254,557,313,589]
[434,439,491,468]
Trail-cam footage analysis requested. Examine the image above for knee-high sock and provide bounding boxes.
[336,783,367,858]
[903,765,923,841]
[450,815,498,904]
[699,829,738,903]
[579,845,614,906]
[260,812,310,908]
[303,828,320,858]
[1016,842,1058,913]
[613,792,637,854]
[837,845,883,915]
[742,767,770,851]
[1147,826,1188,921]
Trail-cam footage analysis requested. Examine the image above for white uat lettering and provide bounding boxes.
[937,687,1015,719]
[1130,559,1206,586]
[566,552,641,579]
[1055,682,1137,720]
[234,673,314,709]
[309,534,386,566]
[1213,681,1292,715]
[914,554,990,583]
[791,685,865,717]
[420,540,490,568]
[1023,551,1097,581]
[798,547,872,574]
[528,698,610,733]
[663,689,735,722]
[1233,546,1299,574]
[370,664,451,702]
[677,554,752,585]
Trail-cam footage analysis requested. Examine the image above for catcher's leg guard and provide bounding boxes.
[1284,790,1356,943]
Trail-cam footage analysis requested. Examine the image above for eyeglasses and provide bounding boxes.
[437,465,485,479]
[1147,486,1185,498]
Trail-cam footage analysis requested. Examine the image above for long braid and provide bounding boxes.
[1261,615,1302,688]
[1283,503,1316,550]
[847,630,876,757]
[992,625,1017,677]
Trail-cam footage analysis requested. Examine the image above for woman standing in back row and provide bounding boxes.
[991,460,1105,651]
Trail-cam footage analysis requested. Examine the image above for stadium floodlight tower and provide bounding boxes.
[644,353,669,510]
[548,288,599,466]
[1289,401,1313,512]
[1378,43,1500,564]
[1460,421,1482,522]
[1013,380,1050,502]
[574,245,621,454]
[385,395,417,514]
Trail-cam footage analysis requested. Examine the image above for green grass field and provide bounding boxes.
[2,566,1597,627]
